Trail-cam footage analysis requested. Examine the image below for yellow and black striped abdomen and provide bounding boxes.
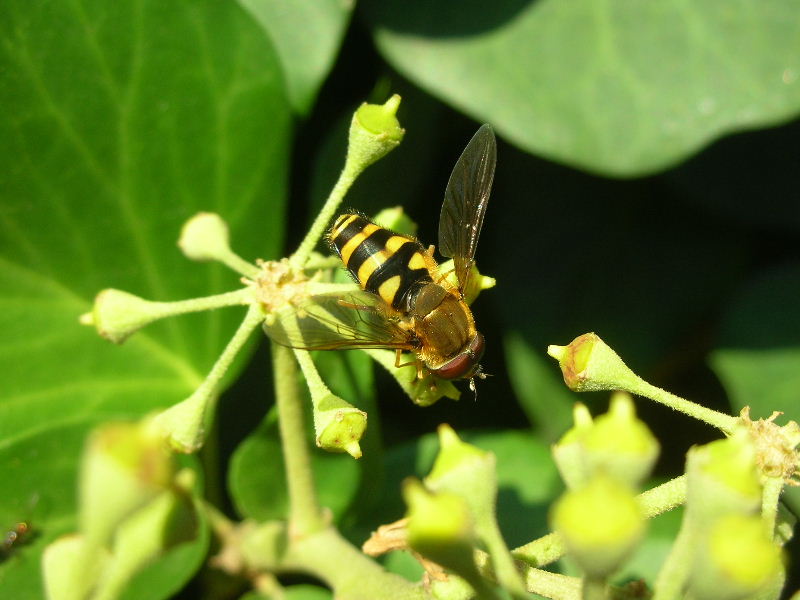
[329,214,434,310]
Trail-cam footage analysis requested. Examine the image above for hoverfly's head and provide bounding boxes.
[431,332,486,381]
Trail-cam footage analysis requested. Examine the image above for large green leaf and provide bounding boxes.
[363,0,800,176]
[710,264,800,421]
[710,264,800,514]
[0,0,292,595]
[237,0,353,114]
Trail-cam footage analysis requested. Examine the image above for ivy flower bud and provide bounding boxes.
[93,490,194,600]
[552,403,594,489]
[372,206,417,236]
[403,479,478,579]
[177,212,230,262]
[312,392,367,459]
[294,349,366,458]
[80,418,175,548]
[582,392,659,488]
[550,475,645,578]
[548,333,640,393]
[686,430,762,521]
[688,514,783,600]
[177,212,259,277]
[42,534,110,600]
[424,426,527,596]
[346,95,404,174]
[364,349,460,406]
[438,260,496,306]
[80,289,163,344]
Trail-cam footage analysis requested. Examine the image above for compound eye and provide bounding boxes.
[431,333,485,380]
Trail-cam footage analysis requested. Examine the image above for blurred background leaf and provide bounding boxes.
[363,0,800,176]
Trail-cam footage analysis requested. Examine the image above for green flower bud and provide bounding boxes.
[346,95,404,176]
[240,520,288,571]
[372,206,418,236]
[424,426,527,596]
[313,391,367,459]
[80,419,175,548]
[92,490,192,600]
[427,424,490,487]
[686,430,762,522]
[294,349,366,458]
[177,212,258,277]
[552,403,593,489]
[80,289,162,344]
[364,349,460,406]
[177,212,230,262]
[403,479,478,579]
[688,514,783,600]
[548,333,640,393]
[437,260,496,306]
[550,475,645,578]
[582,392,659,488]
[42,534,109,600]
[154,388,210,454]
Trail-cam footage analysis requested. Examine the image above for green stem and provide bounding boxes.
[290,161,359,269]
[282,526,430,600]
[761,476,783,539]
[520,568,581,600]
[149,288,253,317]
[216,249,260,279]
[155,304,263,452]
[638,475,687,519]
[651,526,692,600]
[272,343,325,535]
[623,377,737,435]
[582,577,607,600]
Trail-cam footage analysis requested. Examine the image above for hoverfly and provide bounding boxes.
[265,124,496,389]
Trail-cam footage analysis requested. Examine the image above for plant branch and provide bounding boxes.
[624,379,737,434]
[272,343,325,535]
[290,163,358,269]
[282,526,429,600]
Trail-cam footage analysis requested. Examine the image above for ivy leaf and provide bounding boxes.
[238,0,353,114]
[363,0,800,176]
[0,0,292,596]
[711,264,800,421]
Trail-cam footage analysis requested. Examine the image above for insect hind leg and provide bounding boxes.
[394,349,425,379]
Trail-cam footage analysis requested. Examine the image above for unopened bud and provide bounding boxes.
[178,212,230,262]
[81,289,162,344]
[373,206,417,236]
[686,430,762,521]
[582,392,659,487]
[346,95,405,175]
[550,475,645,578]
[689,514,783,600]
[313,392,367,459]
[548,333,639,393]
[42,534,109,600]
[80,419,174,547]
[403,479,477,578]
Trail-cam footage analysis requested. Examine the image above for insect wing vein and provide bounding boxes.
[263,291,414,351]
[438,124,496,294]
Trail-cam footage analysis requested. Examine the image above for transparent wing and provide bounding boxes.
[438,124,496,294]
[263,290,417,352]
